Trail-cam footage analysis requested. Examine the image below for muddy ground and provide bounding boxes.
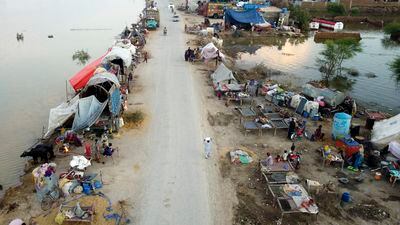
[182,11,400,225]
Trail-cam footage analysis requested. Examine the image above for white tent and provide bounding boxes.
[86,72,120,88]
[44,95,80,138]
[114,39,137,55]
[211,63,237,84]
[72,95,108,131]
[201,43,225,60]
[371,113,400,146]
[103,46,132,67]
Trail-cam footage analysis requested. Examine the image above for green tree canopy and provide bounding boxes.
[289,5,311,32]
[327,3,346,16]
[317,39,362,86]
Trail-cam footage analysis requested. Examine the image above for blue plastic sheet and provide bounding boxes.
[225,9,266,27]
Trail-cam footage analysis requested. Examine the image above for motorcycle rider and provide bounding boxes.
[163,26,167,35]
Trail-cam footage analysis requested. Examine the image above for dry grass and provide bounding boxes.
[123,110,145,129]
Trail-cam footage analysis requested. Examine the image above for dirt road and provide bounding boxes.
[102,2,224,225]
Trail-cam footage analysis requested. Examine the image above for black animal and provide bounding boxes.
[20,144,55,163]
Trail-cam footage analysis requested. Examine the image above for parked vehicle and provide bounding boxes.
[206,2,229,18]
[144,8,160,28]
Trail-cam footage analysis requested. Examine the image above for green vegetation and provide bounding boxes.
[289,5,311,32]
[327,3,346,16]
[72,50,91,65]
[350,7,360,16]
[317,39,362,86]
[390,57,400,82]
[383,22,400,41]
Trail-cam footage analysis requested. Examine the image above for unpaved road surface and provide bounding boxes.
[104,2,217,225]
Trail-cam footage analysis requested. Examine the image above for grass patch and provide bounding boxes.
[123,110,145,129]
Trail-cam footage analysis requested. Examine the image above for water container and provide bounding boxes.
[82,183,91,195]
[332,113,352,139]
[94,180,103,189]
[341,192,351,202]
[303,111,309,118]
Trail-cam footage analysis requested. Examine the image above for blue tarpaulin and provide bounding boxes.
[110,87,121,116]
[225,9,266,28]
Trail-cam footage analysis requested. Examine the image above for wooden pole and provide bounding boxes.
[65,80,68,101]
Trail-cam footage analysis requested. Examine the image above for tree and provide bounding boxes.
[289,5,311,32]
[390,56,400,82]
[72,50,91,65]
[383,22,400,42]
[327,3,346,16]
[317,39,362,86]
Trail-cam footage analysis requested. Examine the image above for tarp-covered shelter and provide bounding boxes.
[72,96,108,131]
[44,95,80,138]
[302,84,345,107]
[201,43,225,60]
[371,113,400,147]
[102,46,132,68]
[86,72,120,88]
[224,9,267,29]
[211,63,241,91]
[69,52,109,92]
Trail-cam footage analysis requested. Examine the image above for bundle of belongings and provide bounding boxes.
[32,163,59,201]
[230,149,253,164]
[55,202,94,224]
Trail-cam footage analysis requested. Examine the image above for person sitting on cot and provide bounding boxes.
[275,155,282,162]
[103,143,114,156]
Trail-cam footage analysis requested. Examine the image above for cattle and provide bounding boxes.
[20,144,55,163]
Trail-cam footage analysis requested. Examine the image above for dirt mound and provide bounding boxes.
[207,112,235,126]
[348,200,390,221]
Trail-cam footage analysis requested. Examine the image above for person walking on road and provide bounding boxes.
[203,137,212,159]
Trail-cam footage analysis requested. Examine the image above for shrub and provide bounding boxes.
[327,3,346,16]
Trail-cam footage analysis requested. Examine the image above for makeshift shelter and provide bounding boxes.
[69,52,109,92]
[211,63,241,91]
[44,95,80,138]
[86,72,120,88]
[102,46,132,68]
[201,43,225,60]
[72,96,108,131]
[302,84,345,107]
[371,113,400,147]
[224,9,267,29]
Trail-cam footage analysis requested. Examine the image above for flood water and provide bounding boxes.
[231,28,400,114]
[0,0,144,197]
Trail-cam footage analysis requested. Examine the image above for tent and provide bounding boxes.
[69,52,109,92]
[72,96,108,131]
[102,46,132,68]
[44,95,80,138]
[371,113,400,147]
[211,63,236,84]
[86,72,120,88]
[201,43,225,60]
[302,84,345,107]
[211,63,241,91]
[114,39,137,55]
[224,9,266,28]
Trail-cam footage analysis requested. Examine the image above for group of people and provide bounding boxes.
[264,143,301,168]
[184,47,200,62]
[84,135,116,163]
[287,117,324,141]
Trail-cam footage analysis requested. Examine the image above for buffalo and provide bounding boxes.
[20,144,55,163]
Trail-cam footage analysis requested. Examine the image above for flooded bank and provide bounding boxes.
[0,0,144,198]
[226,29,400,113]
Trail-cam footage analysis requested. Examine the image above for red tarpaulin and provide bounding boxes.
[69,51,109,91]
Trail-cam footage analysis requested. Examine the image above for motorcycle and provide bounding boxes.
[163,27,167,36]
[289,152,301,169]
